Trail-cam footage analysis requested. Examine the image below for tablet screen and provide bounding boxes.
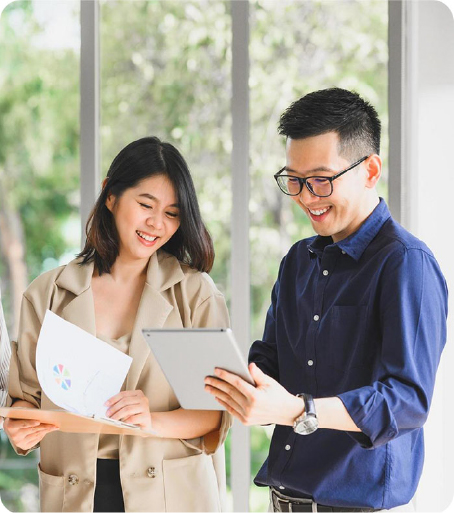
[142,328,254,410]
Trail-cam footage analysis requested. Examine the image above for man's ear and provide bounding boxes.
[364,154,382,189]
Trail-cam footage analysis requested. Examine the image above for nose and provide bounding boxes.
[298,183,318,205]
[146,210,164,230]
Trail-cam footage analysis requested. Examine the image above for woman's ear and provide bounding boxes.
[364,154,382,189]
[105,194,115,212]
[103,179,115,212]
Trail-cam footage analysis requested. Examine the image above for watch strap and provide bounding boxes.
[294,393,318,435]
[296,393,316,418]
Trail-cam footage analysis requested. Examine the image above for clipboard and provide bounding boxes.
[0,407,155,437]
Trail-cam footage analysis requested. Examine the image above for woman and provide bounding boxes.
[5,137,231,512]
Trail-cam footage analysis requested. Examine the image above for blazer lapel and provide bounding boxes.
[55,253,185,392]
[126,251,185,391]
[125,284,172,391]
[57,259,97,335]
[60,292,96,335]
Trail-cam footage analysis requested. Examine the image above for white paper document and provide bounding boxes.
[36,310,133,418]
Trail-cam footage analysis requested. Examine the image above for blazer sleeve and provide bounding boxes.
[7,294,43,455]
[8,295,42,409]
[182,286,233,455]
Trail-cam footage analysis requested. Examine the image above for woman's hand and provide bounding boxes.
[4,418,59,451]
[105,390,152,429]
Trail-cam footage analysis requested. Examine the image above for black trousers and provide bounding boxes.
[93,459,125,512]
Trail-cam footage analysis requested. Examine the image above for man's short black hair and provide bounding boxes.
[278,87,381,160]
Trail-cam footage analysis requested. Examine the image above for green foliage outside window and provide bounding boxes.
[0,1,387,511]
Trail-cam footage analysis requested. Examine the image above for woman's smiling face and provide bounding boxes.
[106,174,180,262]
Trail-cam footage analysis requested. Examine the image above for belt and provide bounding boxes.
[271,488,380,513]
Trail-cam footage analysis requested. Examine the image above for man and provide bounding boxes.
[0,291,11,414]
[205,88,447,512]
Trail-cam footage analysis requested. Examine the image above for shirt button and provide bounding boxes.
[313,315,320,321]
[279,486,285,490]
[308,360,314,366]
[285,444,291,451]
[147,467,156,478]
[323,270,329,276]
[342,250,346,254]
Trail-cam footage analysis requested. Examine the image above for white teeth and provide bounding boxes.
[309,207,330,216]
[137,231,157,242]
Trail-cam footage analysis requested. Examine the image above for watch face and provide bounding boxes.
[295,415,319,435]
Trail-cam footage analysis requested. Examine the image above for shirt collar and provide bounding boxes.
[308,198,391,262]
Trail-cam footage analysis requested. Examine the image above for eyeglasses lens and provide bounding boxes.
[278,176,332,197]
[281,177,301,195]
[306,177,332,197]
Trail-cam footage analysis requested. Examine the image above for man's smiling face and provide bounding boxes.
[286,132,375,243]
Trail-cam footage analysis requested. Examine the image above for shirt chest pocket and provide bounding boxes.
[322,305,369,370]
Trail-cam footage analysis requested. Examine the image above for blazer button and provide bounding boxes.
[147,467,156,478]
[68,474,79,485]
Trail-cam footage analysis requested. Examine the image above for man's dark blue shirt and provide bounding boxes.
[249,199,447,509]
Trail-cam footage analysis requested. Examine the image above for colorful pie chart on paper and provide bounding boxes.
[53,364,72,390]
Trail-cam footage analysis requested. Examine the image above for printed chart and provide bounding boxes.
[53,364,71,391]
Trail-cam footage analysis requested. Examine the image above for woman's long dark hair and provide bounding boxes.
[77,137,214,274]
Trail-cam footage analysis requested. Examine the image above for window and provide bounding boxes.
[0,1,80,510]
[0,1,388,510]
[248,2,388,508]
[99,1,232,301]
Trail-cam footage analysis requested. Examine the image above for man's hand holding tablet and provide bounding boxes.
[204,363,305,427]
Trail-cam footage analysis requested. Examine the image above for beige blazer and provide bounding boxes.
[8,251,232,512]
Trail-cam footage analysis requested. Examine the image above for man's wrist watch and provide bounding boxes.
[293,393,318,435]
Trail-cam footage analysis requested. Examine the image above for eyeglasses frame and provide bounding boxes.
[274,155,370,197]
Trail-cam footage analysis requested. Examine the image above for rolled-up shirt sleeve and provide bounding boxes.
[338,247,448,449]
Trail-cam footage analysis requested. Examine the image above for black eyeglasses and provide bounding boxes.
[274,155,369,197]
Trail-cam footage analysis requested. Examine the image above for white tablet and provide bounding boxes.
[142,328,254,410]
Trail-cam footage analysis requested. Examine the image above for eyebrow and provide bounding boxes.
[284,165,336,176]
[138,193,179,208]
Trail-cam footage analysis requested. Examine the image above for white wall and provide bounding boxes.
[402,1,454,511]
